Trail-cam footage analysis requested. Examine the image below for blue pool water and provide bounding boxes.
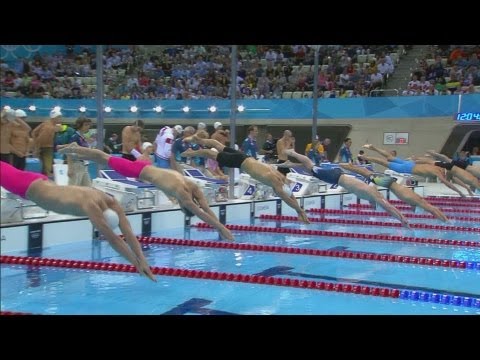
[1,215,479,315]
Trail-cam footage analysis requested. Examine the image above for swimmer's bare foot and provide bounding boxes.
[276,160,296,168]
[180,149,195,158]
[283,148,296,157]
[362,144,374,149]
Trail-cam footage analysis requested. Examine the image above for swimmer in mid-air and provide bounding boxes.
[361,144,466,197]
[0,160,156,281]
[178,135,310,224]
[339,163,448,222]
[276,149,410,227]
[59,144,234,241]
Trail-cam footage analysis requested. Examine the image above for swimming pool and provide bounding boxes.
[1,205,478,315]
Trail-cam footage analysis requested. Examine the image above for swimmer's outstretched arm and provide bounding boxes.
[339,163,372,178]
[426,150,451,162]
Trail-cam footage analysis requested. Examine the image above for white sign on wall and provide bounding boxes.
[384,132,409,145]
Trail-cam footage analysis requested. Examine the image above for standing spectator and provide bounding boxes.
[356,150,370,165]
[154,125,183,169]
[211,121,230,145]
[260,133,277,163]
[0,109,15,164]
[66,117,93,186]
[10,110,32,170]
[241,125,259,159]
[276,129,294,175]
[121,119,144,161]
[338,137,353,164]
[320,138,331,162]
[31,109,63,177]
[171,126,197,173]
[104,133,121,154]
[304,135,324,166]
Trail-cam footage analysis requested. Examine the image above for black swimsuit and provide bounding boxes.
[216,147,248,168]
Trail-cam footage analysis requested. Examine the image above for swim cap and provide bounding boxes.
[371,174,397,188]
[103,208,120,230]
[142,142,153,151]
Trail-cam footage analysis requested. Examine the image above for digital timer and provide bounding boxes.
[455,112,480,121]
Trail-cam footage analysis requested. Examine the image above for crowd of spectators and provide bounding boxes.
[402,45,480,96]
[1,45,404,100]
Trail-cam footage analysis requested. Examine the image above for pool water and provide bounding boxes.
[1,212,478,315]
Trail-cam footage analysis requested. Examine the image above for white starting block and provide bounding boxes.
[384,169,418,186]
[287,166,327,196]
[237,173,274,200]
[184,177,217,204]
[93,170,157,211]
[1,187,49,223]
[183,166,229,202]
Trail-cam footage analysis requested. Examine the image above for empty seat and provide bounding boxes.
[357,54,367,64]
[301,65,312,73]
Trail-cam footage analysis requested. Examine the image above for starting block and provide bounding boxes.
[286,170,327,196]
[94,170,157,211]
[237,173,274,200]
[1,187,49,223]
[183,167,229,202]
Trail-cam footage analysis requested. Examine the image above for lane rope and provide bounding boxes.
[2,255,479,309]
[258,214,480,233]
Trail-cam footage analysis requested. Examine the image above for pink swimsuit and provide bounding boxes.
[107,157,150,178]
[0,161,48,199]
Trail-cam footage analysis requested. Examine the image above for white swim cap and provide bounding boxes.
[103,208,119,230]
[142,142,153,151]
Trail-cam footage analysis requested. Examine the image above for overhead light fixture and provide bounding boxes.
[28,105,36,112]
[237,105,245,112]
[104,106,112,113]
[130,106,138,113]
[153,106,163,113]
[79,106,87,113]
[208,105,217,113]
[182,106,190,113]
